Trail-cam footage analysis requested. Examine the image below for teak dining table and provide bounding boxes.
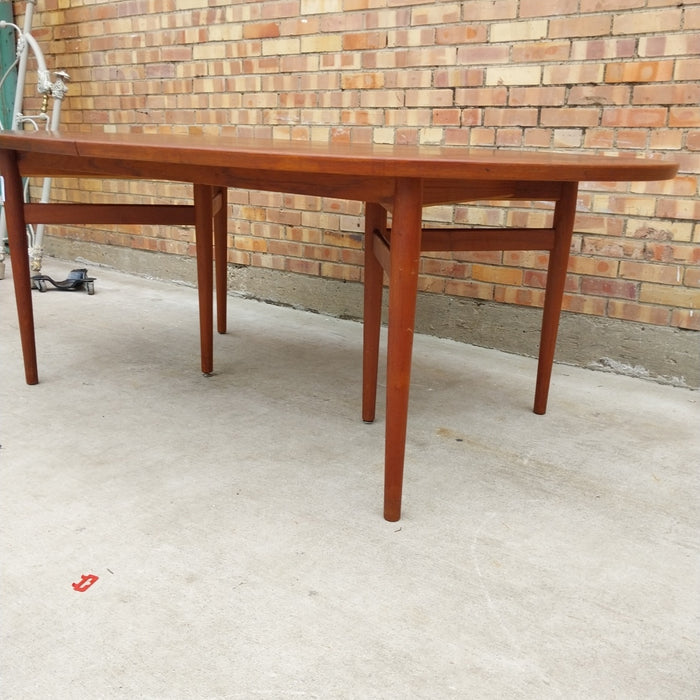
[0,131,678,521]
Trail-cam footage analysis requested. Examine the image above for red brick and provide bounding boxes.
[455,87,508,107]
[472,264,523,286]
[457,45,510,65]
[601,107,668,127]
[648,129,683,150]
[495,287,546,307]
[444,279,494,301]
[541,108,600,127]
[570,38,636,61]
[639,34,700,57]
[321,9,362,28]
[549,15,611,39]
[544,63,604,84]
[282,17,321,35]
[453,250,503,265]
[640,283,700,308]
[511,41,570,63]
[484,108,538,127]
[605,60,674,83]
[674,58,700,81]
[496,129,524,146]
[432,108,461,125]
[341,73,384,90]
[444,128,471,145]
[510,87,566,107]
[342,31,386,50]
[685,132,700,151]
[243,22,280,39]
[411,3,461,25]
[418,276,446,294]
[615,130,648,149]
[669,107,700,127]
[521,0,577,17]
[436,25,485,45]
[434,68,483,88]
[250,252,285,271]
[655,198,700,222]
[671,309,700,330]
[321,262,361,281]
[562,295,607,316]
[504,251,549,269]
[613,9,682,34]
[420,258,469,278]
[584,129,615,149]
[580,0,644,10]
[262,1,301,20]
[685,268,700,288]
[581,277,639,299]
[570,85,631,106]
[524,129,554,147]
[620,261,685,284]
[406,90,454,107]
[634,84,700,105]
[462,0,517,21]
[607,301,671,326]
[523,270,547,288]
[568,256,619,278]
[686,5,700,30]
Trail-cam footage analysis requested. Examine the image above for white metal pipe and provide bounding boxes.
[11,0,36,129]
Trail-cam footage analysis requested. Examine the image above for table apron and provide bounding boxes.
[18,152,567,208]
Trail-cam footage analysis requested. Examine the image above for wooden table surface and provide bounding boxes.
[2,129,677,200]
[0,130,678,520]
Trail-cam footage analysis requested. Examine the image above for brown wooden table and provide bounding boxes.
[0,131,677,520]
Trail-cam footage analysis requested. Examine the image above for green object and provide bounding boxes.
[0,1,17,129]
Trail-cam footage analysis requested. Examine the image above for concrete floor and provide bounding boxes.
[1,258,698,699]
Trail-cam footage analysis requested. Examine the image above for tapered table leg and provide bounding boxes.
[214,187,228,335]
[0,149,38,385]
[534,181,578,415]
[383,178,423,522]
[194,184,214,375]
[362,202,387,424]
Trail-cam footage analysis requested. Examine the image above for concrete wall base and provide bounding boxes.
[46,237,699,389]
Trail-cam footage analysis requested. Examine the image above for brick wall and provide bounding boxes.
[15,0,700,331]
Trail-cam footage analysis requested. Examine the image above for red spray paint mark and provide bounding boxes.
[72,574,99,592]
